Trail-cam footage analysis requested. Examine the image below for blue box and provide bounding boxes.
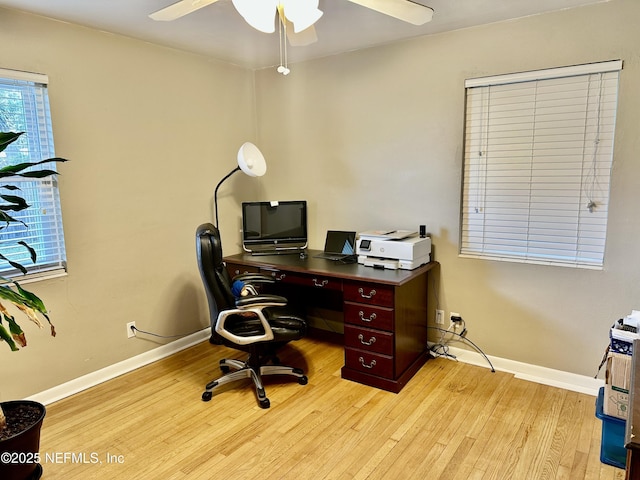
[596,387,627,469]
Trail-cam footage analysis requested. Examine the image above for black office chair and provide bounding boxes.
[196,223,308,409]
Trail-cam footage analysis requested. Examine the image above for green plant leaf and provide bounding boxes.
[15,169,61,178]
[0,322,19,351]
[0,157,67,178]
[0,254,28,274]
[17,241,37,263]
[0,132,23,154]
[12,282,55,337]
[15,282,48,315]
[0,284,29,304]
[0,194,30,211]
[0,283,53,338]
[5,314,26,348]
[0,210,26,227]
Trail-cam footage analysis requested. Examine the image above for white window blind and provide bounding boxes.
[0,68,67,280]
[460,60,621,269]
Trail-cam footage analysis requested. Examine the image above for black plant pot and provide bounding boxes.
[0,401,46,480]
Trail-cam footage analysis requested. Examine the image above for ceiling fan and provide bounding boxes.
[149,0,434,47]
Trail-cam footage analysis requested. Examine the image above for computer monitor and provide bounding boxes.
[242,200,308,254]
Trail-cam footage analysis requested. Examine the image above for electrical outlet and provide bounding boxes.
[450,312,460,328]
[435,309,444,325]
[126,321,136,338]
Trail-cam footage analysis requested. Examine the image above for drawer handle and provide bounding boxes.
[313,278,329,287]
[358,288,377,299]
[359,357,377,369]
[358,311,377,323]
[270,272,286,281]
[358,334,376,346]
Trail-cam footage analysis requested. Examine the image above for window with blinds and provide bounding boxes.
[460,60,622,269]
[0,68,67,280]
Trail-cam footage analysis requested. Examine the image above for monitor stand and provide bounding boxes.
[246,245,306,256]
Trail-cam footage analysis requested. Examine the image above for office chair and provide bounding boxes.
[196,223,308,409]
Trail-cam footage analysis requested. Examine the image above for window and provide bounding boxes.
[460,60,622,269]
[0,68,67,280]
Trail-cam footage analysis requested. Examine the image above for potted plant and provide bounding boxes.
[0,131,66,479]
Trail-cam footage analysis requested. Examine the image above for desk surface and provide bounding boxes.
[224,250,438,286]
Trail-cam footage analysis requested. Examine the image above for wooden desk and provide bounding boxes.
[224,250,438,393]
[626,339,640,479]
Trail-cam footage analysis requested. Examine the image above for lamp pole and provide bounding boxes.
[214,166,241,228]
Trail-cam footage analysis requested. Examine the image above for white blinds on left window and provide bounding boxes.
[0,68,67,281]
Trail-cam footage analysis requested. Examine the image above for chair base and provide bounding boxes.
[202,357,308,409]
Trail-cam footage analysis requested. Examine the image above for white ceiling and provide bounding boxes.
[0,0,609,69]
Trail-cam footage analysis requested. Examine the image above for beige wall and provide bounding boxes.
[253,0,640,377]
[0,8,258,399]
[2,0,639,400]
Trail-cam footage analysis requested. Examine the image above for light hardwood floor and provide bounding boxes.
[39,337,623,479]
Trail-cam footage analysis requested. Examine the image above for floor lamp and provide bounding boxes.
[214,142,267,228]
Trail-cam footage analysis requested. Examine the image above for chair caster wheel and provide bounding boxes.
[202,391,212,402]
[259,398,270,409]
[298,375,308,385]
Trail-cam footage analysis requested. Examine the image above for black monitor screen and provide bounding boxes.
[242,201,307,250]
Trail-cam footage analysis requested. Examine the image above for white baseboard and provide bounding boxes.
[28,331,603,406]
[28,328,212,405]
[436,345,604,396]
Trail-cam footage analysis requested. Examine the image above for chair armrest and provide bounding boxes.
[215,308,275,345]
[236,294,287,308]
[232,273,275,284]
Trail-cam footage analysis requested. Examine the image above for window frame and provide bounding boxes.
[460,60,622,269]
[0,68,67,283]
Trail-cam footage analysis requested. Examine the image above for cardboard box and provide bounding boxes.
[603,352,631,420]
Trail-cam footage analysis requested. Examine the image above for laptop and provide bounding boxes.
[314,230,357,261]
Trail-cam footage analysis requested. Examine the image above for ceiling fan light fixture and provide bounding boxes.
[232,0,277,33]
[232,0,323,34]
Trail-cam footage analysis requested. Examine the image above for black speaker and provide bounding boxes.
[419,225,426,238]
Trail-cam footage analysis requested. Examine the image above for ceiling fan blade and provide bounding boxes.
[233,0,278,33]
[347,0,434,26]
[149,0,221,21]
[285,22,318,47]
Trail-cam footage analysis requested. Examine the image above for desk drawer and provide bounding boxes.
[260,268,289,282]
[344,324,393,356]
[345,348,394,379]
[344,302,394,331]
[343,281,394,307]
[260,268,342,291]
[226,262,260,277]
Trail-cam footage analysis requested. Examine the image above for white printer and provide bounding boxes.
[356,230,431,270]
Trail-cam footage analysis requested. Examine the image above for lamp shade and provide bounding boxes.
[237,142,267,177]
